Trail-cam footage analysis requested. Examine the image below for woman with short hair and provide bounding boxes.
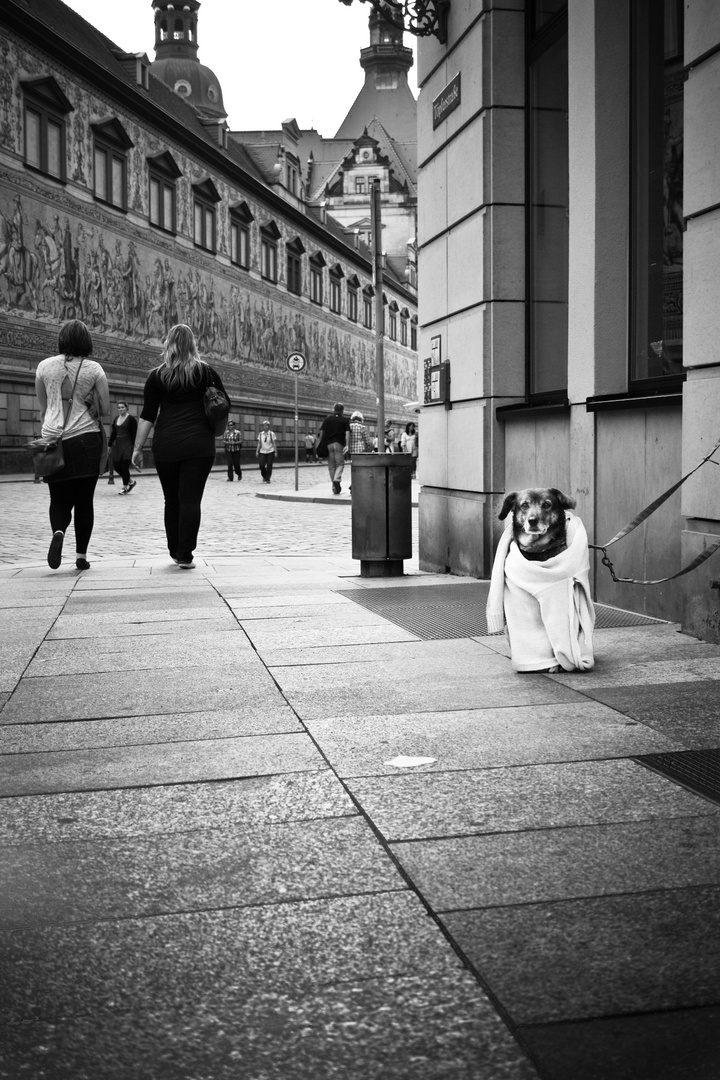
[34,319,110,571]
[132,324,230,569]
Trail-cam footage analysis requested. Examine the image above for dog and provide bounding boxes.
[498,488,577,561]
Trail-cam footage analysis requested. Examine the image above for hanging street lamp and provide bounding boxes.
[337,0,449,44]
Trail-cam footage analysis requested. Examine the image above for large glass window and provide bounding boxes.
[229,202,253,270]
[148,152,181,234]
[527,6,568,400]
[192,180,220,253]
[22,79,70,181]
[260,223,280,282]
[630,0,684,383]
[286,238,304,295]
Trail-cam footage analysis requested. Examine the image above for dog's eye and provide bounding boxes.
[542,500,552,509]
[520,502,529,511]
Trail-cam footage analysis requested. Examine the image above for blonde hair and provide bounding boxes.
[157,324,205,390]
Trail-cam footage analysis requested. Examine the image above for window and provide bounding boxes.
[148,151,181,234]
[310,252,326,305]
[91,119,132,211]
[347,277,359,322]
[363,286,374,329]
[230,201,253,269]
[22,77,72,182]
[193,179,220,253]
[260,221,281,282]
[388,302,398,341]
[630,0,684,384]
[527,4,569,401]
[329,265,343,313]
[410,317,418,351]
[287,160,299,196]
[286,237,304,295]
[400,309,409,346]
[355,177,366,194]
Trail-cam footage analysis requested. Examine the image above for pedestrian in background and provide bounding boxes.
[256,420,277,483]
[108,401,138,495]
[317,402,350,495]
[224,420,243,481]
[304,431,317,463]
[34,319,110,571]
[384,424,395,453]
[400,421,418,477]
[132,323,230,569]
[348,411,373,458]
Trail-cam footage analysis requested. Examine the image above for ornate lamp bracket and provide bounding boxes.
[337,0,449,44]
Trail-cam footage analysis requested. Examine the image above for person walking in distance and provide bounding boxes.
[317,402,350,495]
[256,420,277,483]
[108,401,138,495]
[34,319,110,571]
[304,431,316,463]
[132,323,230,569]
[223,420,243,481]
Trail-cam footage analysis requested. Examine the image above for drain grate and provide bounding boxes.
[634,750,720,806]
[337,583,665,641]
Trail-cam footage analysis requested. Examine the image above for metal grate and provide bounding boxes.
[337,583,666,641]
[634,750,720,806]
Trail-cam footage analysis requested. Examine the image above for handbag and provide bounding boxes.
[315,430,329,459]
[27,358,85,479]
[204,371,230,436]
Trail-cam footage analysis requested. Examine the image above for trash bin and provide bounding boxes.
[351,453,413,576]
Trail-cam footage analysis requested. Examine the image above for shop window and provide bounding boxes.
[21,77,72,182]
[527,4,568,401]
[630,0,684,384]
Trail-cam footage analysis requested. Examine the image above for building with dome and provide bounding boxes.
[0,0,418,472]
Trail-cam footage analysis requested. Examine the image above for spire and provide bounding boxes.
[152,0,200,62]
[150,0,227,120]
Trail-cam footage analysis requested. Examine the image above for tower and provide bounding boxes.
[149,0,226,120]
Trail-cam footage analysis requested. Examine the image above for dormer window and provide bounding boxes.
[355,177,366,194]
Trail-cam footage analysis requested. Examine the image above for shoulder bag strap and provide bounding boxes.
[59,358,84,435]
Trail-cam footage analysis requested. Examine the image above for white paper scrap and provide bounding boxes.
[384,756,437,768]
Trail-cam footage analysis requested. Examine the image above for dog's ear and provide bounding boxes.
[499,492,518,520]
[550,488,576,511]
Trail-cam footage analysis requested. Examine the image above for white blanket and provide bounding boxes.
[486,513,595,672]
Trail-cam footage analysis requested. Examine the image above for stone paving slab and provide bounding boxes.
[0,732,324,796]
[0,816,403,929]
[244,619,420,650]
[520,1004,720,1080]
[2,969,540,1080]
[391,816,720,911]
[258,636,497,668]
[442,886,720,1024]
[1,892,465,1023]
[0,706,302,754]
[0,594,68,611]
[576,625,720,663]
[270,647,586,719]
[0,773,354,845]
[25,630,253,677]
[345,759,719,841]
[549,657,720,689]
[302,703,681,776]
[60,588,227,613]
[582,681,720,749]
[48,609,234,637]
[0,663,287,724]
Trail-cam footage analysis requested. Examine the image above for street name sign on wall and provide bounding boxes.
[433,73,461,129]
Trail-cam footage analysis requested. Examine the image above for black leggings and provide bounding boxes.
[46,476,99,554]
[114,458,132,486]
[155,456,214,562]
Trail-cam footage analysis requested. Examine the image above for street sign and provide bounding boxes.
[286,352,306,372]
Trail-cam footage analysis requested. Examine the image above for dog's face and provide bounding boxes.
[499,488,576,560]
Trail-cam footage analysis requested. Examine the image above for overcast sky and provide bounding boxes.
[59,0,418,136]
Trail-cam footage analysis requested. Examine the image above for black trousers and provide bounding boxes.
[46,475,99,554]
[226,450,242,479]
[155,456,214,562]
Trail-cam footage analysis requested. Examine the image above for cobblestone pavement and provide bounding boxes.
[0,463,419,565]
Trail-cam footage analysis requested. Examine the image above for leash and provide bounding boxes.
[589,436,720,585]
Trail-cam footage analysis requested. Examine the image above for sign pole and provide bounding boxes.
[285,352,307,492]
[371,178,384,446]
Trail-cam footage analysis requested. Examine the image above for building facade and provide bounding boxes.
[0,0,418,471]
[415,0,720,641]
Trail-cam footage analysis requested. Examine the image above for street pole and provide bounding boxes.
[371,178,384,446]
[294,369,299,492]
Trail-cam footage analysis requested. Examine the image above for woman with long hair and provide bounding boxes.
[35,319,110,571]
[132,324,230,569]
[108,400,138,495]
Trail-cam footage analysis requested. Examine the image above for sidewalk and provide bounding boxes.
[2,539,720,1077]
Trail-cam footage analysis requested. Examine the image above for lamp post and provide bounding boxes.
[337,0,449,43]
[371,177,384,444]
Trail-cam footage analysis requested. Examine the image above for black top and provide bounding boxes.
[140,363,230,462]
[108,415,138,461]
[320,412,350,446]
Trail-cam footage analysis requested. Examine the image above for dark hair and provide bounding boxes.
[405,422,416,434]
[117,400,129,410]
[58,319,93,358]
[333,402,344,414]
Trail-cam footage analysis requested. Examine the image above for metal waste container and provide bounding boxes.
[351,453,413,576]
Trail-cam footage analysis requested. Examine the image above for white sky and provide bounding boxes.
[59,0,418,137]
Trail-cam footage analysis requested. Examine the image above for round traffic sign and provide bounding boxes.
[286,352,306,372]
